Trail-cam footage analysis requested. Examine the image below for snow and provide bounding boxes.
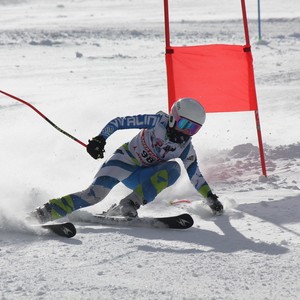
[0,0,300,299]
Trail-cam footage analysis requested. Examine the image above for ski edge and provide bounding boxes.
[88,213,194,229]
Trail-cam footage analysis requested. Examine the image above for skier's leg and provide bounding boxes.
[29,176,119,223]
[45,176,118,221]
[107,161,181,217]
[132,161,181,203]
[30,146,139,223]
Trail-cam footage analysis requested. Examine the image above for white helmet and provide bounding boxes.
[169,98,206,136]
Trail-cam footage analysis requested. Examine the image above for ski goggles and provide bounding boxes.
[175,117,202,136]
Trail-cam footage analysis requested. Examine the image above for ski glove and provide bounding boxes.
[206,191,224,215]
[87,135,106,159]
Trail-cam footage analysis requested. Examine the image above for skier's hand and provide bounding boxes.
[87,135,106,159]
[206,191,223,215]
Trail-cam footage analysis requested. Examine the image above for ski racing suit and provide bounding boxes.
[47,111,212,220]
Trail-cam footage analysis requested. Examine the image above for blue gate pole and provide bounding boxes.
[258,0,262,41]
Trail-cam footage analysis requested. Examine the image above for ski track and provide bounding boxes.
[0,1,300,299]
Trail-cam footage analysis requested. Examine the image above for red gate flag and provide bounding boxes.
[164,0,267,176]
[166,44,258,112]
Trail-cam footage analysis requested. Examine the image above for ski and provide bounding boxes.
[40,222,76,238]
[74,213,194,229]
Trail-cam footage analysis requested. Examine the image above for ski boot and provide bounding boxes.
[105,191,145,218]
[206,191,224,215]
[28,203,52,224]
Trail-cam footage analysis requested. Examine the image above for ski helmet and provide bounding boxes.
[169,98,206,136]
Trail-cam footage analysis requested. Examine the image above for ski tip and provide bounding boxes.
[178,213,194,228]
[157,213,194,229]
[42,222,77,238]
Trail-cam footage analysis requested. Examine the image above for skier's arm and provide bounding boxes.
[180,143,223,214]
[99,114,161,139]
[86,114,161,159]
[179,143,212,198]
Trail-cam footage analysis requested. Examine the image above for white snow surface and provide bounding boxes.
[0,0,300,299]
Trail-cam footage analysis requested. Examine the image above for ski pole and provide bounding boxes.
[0,89,87,148]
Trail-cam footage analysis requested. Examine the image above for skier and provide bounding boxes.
[30,97,223,223]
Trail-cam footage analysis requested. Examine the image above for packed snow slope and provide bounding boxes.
[0,0,299,299]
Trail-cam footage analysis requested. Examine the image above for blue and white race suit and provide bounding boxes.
[48,112,212,219]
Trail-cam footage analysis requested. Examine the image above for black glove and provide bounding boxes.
[87,136,106,159]
[206,191,224,215]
